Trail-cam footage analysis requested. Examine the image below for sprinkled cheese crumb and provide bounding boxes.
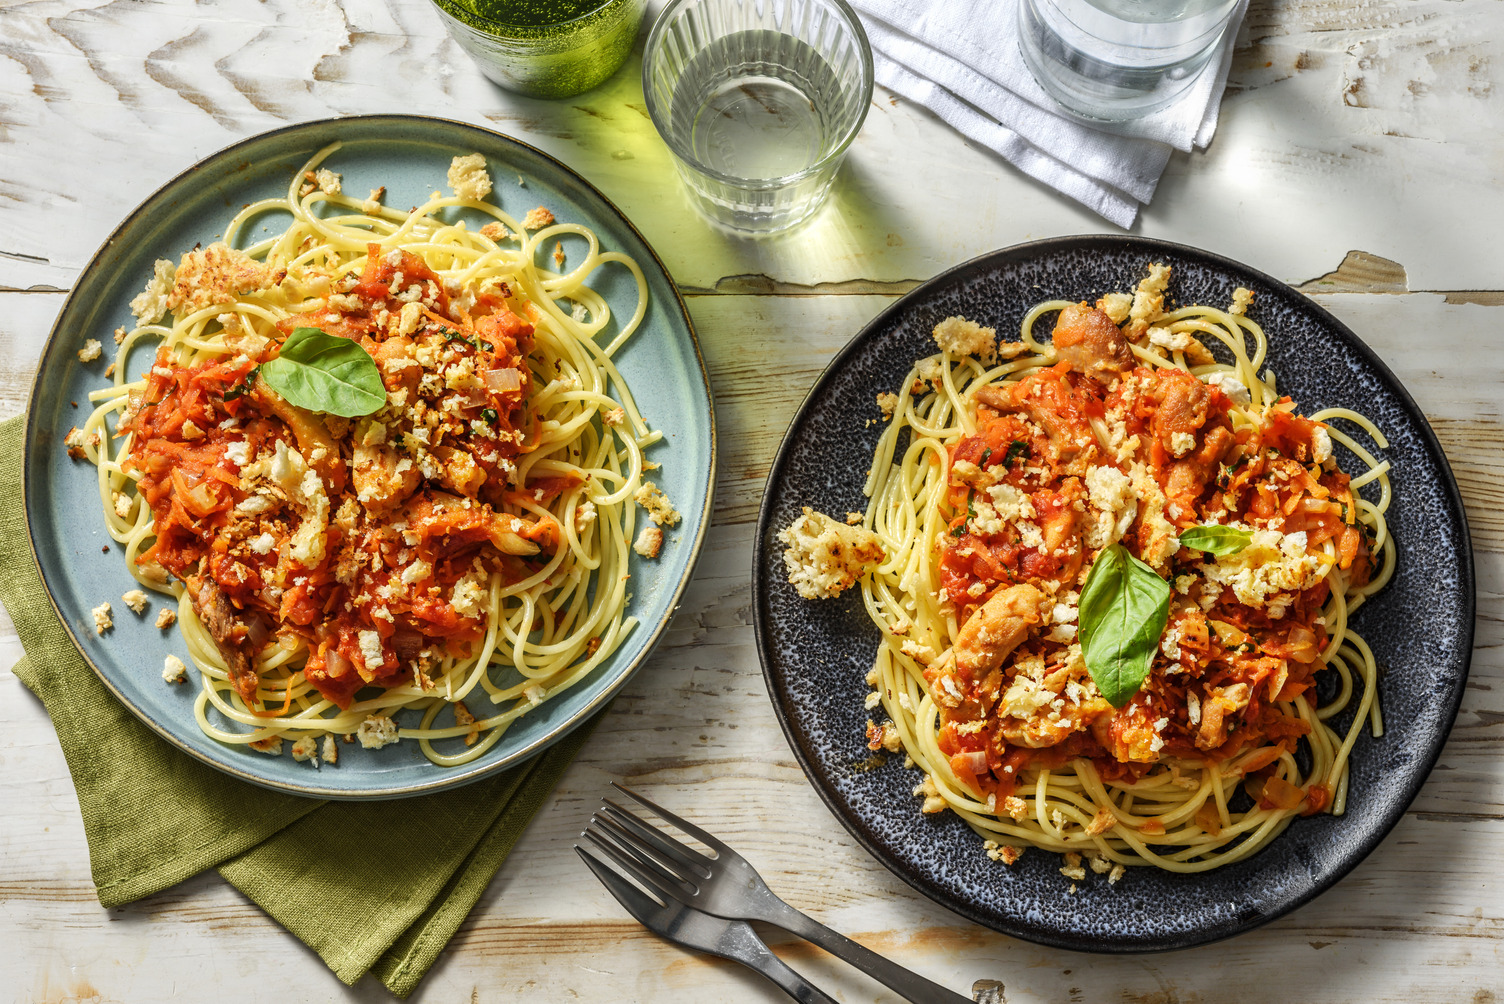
[931,315,997,363]
[633,482,681,527]
[162,654,188,684]
[91,602,113,633]
[77,339,103,362]
[778,507,885,600]
[448,153,493,201]
[121,589,149,615]
[356,714,400,749]
[633,525,663,559]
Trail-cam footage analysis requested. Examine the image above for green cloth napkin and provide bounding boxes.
[0,414,603,996]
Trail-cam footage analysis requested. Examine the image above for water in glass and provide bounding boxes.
[668,30,844,183]
[1018,0,1239,121]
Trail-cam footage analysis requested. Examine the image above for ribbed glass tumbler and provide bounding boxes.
[642,0,874,234]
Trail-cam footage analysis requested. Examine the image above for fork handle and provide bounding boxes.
[742,944,842,1004]
[762,899,975,1004]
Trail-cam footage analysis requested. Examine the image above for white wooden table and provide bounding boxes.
[2,1,1501,1001]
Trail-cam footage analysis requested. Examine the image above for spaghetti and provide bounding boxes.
[850,265,1392,876]
[69,144,665,766]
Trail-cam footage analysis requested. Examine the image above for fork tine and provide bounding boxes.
[585,817,700,897]
[581,825,697,910]
[575,845,669,926]
[597,799,714,877]
[611,782,732,857]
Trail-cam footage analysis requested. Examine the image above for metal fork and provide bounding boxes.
[586,784,974,1004]
[576,844,838,1003]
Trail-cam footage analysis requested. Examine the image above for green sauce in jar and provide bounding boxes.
[432,0,646,99]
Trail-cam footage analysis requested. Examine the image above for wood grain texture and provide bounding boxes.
[1,0,1502,1000]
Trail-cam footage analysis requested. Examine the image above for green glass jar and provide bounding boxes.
[431,0,648,99]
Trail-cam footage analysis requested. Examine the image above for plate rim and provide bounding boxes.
[751,233,1475,952]
[23,113,718,800]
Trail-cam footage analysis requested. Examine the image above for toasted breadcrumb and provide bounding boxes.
[1096,291,1133,323]
[480,221,514,243]
[603,407,625,427]
[1108,863,1126,884]
[64,427,88,459]
[91,602,113,634]
[113,326,128,344]
[362,186,386,214]
[633,525,663,559]
[522,206,555,230]
[553,242,566,269]
[915,774,947,814]
[249,736,284,755]
[453,701,481,746]
[777,507,884,600]
[155,607,177,629]
[845,512,864,525]
[875,391,900,420]
[356,714,400,749]
[130,259,177,324]
[78,339,103,362]
[291,736,319,763]
[1229,286,1254,316]
[1060,851,1087,880]
[168,243,272,316]
[984,840,1023,865]
[1088,853,1114,875]
[932,315,997,363]
[162,654,188,684]
[321,735,339,765]
[448,153,493,201]
[633,482,681,527]
[1086,807,1117,836]
[313,168,341,196]
[121,589,149,615]
[1125,262,1171,338]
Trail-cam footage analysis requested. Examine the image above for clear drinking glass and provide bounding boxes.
[1017,0,1240,121]
[642,0,874,234]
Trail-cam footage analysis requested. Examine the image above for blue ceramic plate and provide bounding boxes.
[753,236,1473,951]
[25,115,715,799]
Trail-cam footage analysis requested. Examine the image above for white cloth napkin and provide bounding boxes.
[849,0,1249,227]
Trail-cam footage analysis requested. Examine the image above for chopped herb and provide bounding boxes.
[223,365,260,402]
[1003,440,1029,468]
[979,447,994,466]
[481,408,499,425]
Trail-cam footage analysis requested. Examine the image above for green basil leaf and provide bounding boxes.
[1178,525,1254,557]
[1003,440,1029,468]
[259,327,386,418]
[1078,542,1172,708]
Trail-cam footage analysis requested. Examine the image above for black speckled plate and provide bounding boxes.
[751,235,1474,952]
